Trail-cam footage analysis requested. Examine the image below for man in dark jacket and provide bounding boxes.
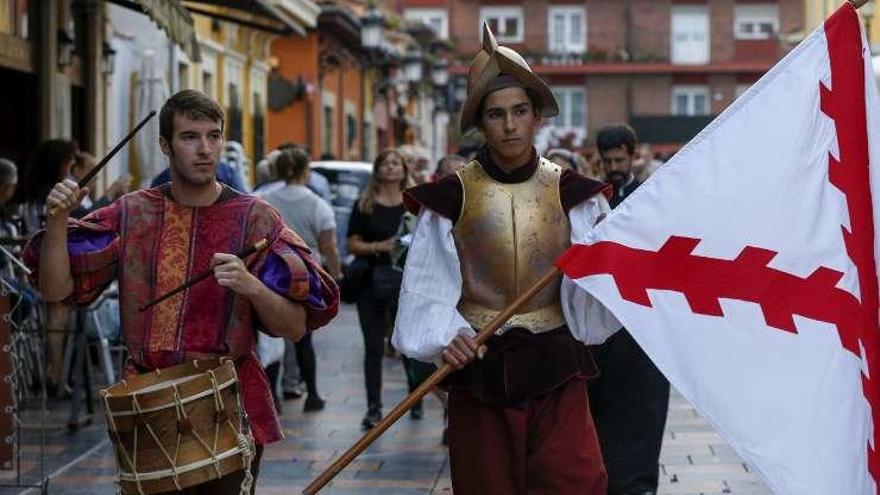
[589,123,670,495]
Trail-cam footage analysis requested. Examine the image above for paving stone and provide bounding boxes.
[14,305,770,494]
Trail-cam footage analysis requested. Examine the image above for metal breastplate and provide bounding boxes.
[453,158,569,332]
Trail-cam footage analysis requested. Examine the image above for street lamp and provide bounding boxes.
[452,76,468,111]
[57,29,74,68]
[101,41,117,76]
[430,57,450,163]
[403,47,423,84]
[360,6,386,159]
[430,58,449,87]
[360,6,384,51]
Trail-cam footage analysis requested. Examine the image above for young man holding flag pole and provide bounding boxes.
[391,23,621,494]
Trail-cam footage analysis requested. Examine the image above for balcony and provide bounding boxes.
[630,115,715,144]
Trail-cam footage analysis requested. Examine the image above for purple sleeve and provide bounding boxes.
[68,230,116,256]
[255,228,339,331]
[22,219,120,308]
[259,251,328,311]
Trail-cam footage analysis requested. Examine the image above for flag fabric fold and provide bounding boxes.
[557,3,880,493]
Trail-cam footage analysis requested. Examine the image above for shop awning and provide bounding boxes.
[182,0,318,36]
[108,0,201,62]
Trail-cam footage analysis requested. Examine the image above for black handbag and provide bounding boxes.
[340,258,370,304]
[369,263,403,301]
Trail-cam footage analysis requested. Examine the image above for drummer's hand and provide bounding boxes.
[441,333,486,370]
[46,179,89,219]
[213,252,261,297]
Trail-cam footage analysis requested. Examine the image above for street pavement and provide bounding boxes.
[5,304,771,494]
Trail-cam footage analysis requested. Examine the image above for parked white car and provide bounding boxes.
[309,160,373,260]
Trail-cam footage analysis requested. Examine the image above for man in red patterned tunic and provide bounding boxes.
[24,90,339,494]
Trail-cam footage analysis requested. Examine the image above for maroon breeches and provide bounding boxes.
[447,378,607,495]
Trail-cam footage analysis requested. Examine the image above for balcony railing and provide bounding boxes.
[630,115,716,144]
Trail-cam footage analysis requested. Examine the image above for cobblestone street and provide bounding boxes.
[3,305,771,494]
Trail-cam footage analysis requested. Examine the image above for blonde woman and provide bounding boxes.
[346,148,425,429]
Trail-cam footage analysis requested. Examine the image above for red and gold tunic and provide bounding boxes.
[24,185,339,444]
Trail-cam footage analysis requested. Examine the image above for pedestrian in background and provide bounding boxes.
[20,139,79,396]
[264,147,341,412]
[589,123,669,495]
[545,147,579,170]
[346,148,419,429]
[70,152,129,218]
[399,145,432,185]
[634,143,664,183]
[434,154,467,181]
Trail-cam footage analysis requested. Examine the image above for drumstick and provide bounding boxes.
[47,110,157,219]
[138,239,270,312]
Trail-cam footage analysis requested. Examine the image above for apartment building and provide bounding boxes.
[396,0,803,152]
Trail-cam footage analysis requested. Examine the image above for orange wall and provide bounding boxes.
[315,41,364,160]
[270,34,366,161]
[268,35,319,154]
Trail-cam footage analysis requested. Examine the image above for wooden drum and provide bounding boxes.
[100,358,254,495]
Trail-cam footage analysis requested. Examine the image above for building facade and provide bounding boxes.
[0,0,108,179]
[398,0,804,153]
[268,2,370,161]
[106,0,315,188]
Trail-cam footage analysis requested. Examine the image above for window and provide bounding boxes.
[671,85,711,116]
[734,4,779,40]
[202,72,214,97]
[253,93,265,163]
[735,84,752,99]
[344,101,358,153]
[548,6,586,54]
[322,91,336,156]
[671,5,710,65]
[551,86,587,138]
[480,6,524,43]
[404,8,449,40]
[177,62,189,91]
[227,84,242,143]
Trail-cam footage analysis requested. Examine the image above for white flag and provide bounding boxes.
[557,4,880,494]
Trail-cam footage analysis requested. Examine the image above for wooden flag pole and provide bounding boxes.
[302,266,561,495]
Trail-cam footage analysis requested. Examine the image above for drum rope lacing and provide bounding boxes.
[103,359,255,494]
[224,365,254,495]
[102,377,146,495]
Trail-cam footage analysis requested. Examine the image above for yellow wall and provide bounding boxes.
[805,0,879,42]
[191,13,273,186]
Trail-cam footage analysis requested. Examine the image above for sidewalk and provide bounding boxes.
[19,304,769,494]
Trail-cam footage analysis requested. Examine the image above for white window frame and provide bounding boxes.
[734,4,779,40]
[671,5,710,65]
[547,6,587,54]
[404,8,449,40]
[550,86,587,141]
[479,6,524,44]
[735,84,752,99]
[671,85,711,116]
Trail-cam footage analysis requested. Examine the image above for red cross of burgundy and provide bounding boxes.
[555,4,880,484]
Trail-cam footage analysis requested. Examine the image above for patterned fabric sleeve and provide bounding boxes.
[22,202,121,307]
[257,226,339,332]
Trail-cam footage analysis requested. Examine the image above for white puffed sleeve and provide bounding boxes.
[562,195,623,345]
[392,209,474,361]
